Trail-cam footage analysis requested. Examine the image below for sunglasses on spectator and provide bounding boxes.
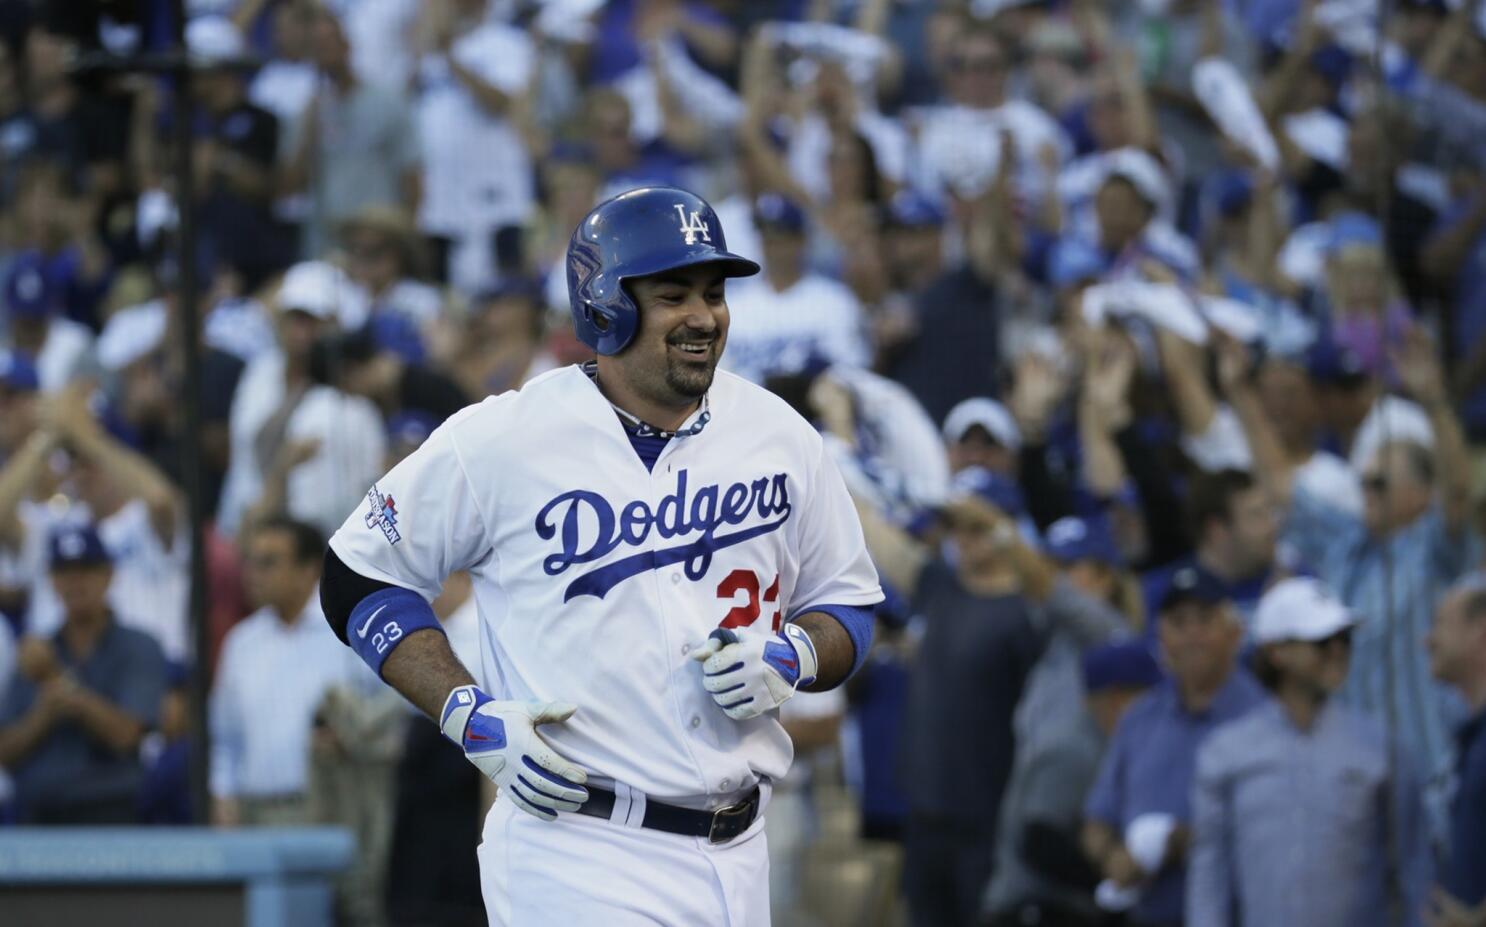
[1361,474,1388,494]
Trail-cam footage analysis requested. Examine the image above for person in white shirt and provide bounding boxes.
[9,385,189,663]
[2,255,93,393]
[721,195,871,384]
[210,516,361,826]
[914,22,1070,208]
[411,0,537,292]
[217,261,385,539]
[247,0,321,129]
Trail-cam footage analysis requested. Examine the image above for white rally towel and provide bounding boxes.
[1192,57,1279,172]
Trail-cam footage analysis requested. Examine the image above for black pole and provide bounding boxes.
[168,0,212,825]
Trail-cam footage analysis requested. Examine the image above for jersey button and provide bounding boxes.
[689,715,701,729]
[719,778,732,791]
[671,573,682,584]
[681,643,691,655]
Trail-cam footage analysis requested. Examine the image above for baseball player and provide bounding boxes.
[320,186,883,924]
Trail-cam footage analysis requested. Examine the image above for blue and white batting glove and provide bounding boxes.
[440,685,589,821]
[690,624,819,721]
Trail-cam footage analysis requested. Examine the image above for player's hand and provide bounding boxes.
[690,624,819,721]
[439,685,589,822]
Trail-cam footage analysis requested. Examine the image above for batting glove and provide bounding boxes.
[690,624,819,721]
[440,685,589,821]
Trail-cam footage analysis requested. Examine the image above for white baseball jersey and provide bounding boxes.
[329,365,882,800]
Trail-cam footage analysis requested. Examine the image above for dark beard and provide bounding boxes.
[665,351,716,398]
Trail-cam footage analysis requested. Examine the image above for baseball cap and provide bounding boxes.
[1043,515,1122,567]
[886,190,946,229]
[1252,576,1357,644]
[1082,640,1164,693]
[386,411,437,449]
[1100,148,1172,215]
[942,397,1022,451]
[753,194,807,234]
[5,253,56,320]
[1305,335,1369,387]
[1159,565,1229,611]
[1308,43,1353,88]
[186,16,245,66]
[96,300,168,372]
[277,261,356,321]
[49,524,111,569]
[0,349,40,393]
[1326,211,1383,256]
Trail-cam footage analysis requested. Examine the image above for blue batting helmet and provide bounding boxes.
[566,187,761,355]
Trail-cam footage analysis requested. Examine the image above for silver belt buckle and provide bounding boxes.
[707,799,753,844]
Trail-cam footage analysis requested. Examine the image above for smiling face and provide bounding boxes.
[601,265,730,412]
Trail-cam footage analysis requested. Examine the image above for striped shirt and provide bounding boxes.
[1283,489,1482,799]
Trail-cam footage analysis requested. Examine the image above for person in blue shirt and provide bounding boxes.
[1428,576,1486,922]
[1188,577,1428,927]
[0,524,167,823]
[1082,565,1265,927]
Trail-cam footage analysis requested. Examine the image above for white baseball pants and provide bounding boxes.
[477,792,772,926]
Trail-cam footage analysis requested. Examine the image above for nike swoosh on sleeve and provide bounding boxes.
[357,604,388,639]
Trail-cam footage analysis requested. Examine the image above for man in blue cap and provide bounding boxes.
[1081,565,1264,927]
[0,524,167,823]
[2,253,94,392]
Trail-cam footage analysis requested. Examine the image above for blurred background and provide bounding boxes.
[0,0,1485,925]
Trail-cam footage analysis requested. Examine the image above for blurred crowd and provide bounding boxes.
[1,0,1485,925]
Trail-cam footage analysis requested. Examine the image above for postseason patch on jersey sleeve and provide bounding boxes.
[364,484,402,545]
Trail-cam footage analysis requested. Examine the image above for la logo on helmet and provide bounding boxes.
[675,205,711,245]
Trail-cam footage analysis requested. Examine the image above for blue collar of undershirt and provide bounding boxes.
[582,361,711,471]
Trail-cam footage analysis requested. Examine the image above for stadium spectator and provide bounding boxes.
[283,7,421,259]
[17,383,188,662]
[2,251,94,392]
[338,206,446,365]
[217,261,385,539]
[209,516,357,827]
[1188,577,1428,926]
[410,0,537,292]
[1429,576,1486,916]
[1081,566,1264,927]
[180,16,288,291]
[720,194,870,383]
[1235,325,1480,800]
[450,278,558,399]
[854,476,1041,927]
[881,183,1009,424]
[0,523,167,824]
[310,326,470,425]
[984,516,1147,925]
[986,638,1163,927]
[1142,469,1280,628]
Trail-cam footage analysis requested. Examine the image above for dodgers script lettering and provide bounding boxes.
[535,468,792,601]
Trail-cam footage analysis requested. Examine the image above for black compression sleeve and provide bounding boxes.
[321,547,397,644]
